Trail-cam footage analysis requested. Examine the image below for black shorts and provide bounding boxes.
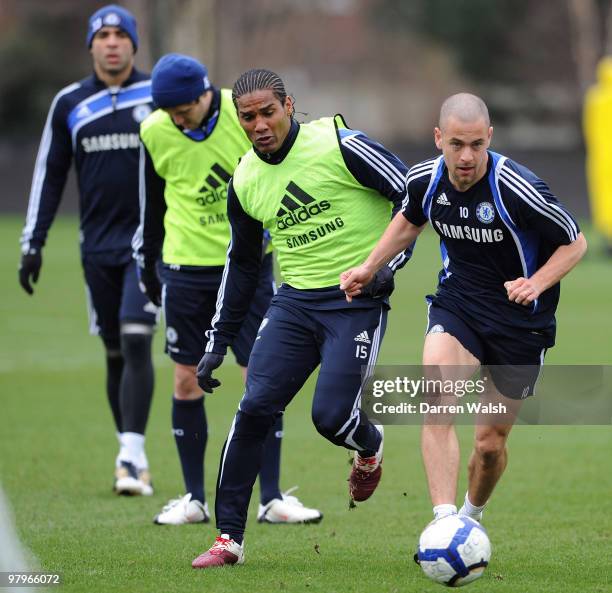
[82,257,157,347]
[426,304,547,399]
[162,255,275,366]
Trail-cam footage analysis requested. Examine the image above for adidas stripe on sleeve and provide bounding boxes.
[339,131,416,270]
[205,180,264,355]
[339,131,408,213]
[20,84,79,253]
[401,159,436,227]
[132,142,166,268]
[499,160,579,246]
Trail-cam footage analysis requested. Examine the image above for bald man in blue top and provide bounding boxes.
[342,93,587,527]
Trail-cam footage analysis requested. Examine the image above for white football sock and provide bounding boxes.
[120,432,146,468]
[433,503,457,520]
[137,450,149,472]
[458,492,485,520]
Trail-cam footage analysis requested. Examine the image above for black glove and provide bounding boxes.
[18,248,42,295]
[360,266,395,299]
[196,352,225,393]
[138,264,162,306]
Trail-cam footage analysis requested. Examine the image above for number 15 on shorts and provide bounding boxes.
[355,344,368,359]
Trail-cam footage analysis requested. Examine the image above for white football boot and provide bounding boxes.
[136,468,154,496]
[154,493,210,525]
[114,461,153,496]
[257,487,323,524]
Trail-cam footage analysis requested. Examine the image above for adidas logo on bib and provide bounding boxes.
[354,331,371,344]
[197,163,232,206]
[275,182,330,230]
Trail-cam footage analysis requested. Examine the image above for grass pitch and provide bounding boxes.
[0,215,611,593]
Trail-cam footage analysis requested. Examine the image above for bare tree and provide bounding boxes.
[567,0,601,93]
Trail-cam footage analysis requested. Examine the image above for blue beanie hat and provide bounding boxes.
[151,53,212,108]
[87,5,138,50]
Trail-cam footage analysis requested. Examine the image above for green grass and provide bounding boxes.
[0,215,611,593]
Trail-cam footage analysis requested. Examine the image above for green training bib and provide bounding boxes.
[232,116,392,288]
[140,89,250,266]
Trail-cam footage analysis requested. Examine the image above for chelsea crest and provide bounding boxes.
[476,201,495,224]
[132,104,152,123]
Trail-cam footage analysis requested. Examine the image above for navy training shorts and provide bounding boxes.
[163,255,275,367]
[426,303,547,399]
[82,256,157,348]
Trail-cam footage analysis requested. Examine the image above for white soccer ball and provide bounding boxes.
[415,515,491,587]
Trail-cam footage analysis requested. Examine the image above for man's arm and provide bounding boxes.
[133,142,166,268]
[505,233,587,305]
[340,212,426,301]
[132,142,166,305]
[19,88,75,294]
[204,180,264,355]
[499,160,586,305]
[340,157,432,301]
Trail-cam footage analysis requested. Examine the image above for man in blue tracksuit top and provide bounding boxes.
[18,5,156,496]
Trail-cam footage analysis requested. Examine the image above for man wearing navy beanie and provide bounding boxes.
[87,4,139,51]
[20,5,156,497]
[134,54,322,526]
[151,53,212,108]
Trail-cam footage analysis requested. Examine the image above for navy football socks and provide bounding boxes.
[105,351,124,432]
[119,333,154,435]
[172,395,207,504]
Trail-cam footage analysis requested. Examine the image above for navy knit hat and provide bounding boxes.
[87,5,138,50]
[151,54,212,108]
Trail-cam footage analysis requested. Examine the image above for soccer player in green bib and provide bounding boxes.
[133,55,321,526]
[192,69,412,568]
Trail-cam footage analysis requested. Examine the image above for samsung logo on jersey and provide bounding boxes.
[434,220,504,243]
[276,201,331,230]
[81,133,140,153]
[286,216,344,248]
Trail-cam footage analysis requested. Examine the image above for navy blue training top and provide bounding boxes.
[20,68,152,265]
[402,151,580,338]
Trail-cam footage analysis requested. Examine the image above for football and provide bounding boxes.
[415,515,491,587]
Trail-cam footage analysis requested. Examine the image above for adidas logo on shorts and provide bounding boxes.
[354,331,371,344]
